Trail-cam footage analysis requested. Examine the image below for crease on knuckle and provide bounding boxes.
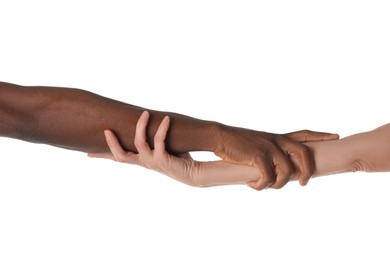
[154,133,163,144]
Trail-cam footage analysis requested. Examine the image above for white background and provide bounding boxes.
[1,1,390,259]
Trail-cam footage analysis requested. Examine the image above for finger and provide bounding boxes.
[104,130,138,164]
[247,159,276,190]
[134,111,152,156]
[298,147,313,186]
[154,116,170,155]
[270,149,294,189]
[284,130,339,143]
[282,140,313,186]
[87,153,117,161]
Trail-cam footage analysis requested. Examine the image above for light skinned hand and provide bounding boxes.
[88,111,213,186]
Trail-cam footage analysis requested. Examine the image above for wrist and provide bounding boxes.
[308,138,359,178]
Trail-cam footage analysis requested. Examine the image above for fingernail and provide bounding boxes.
[329,133,339,139]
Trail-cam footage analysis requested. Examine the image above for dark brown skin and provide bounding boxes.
[0,81,338,189]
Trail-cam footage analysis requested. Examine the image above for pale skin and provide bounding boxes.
[90,112,390,187]
[0,81,339,189]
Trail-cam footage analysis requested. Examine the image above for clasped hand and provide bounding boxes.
[89,112,338,189]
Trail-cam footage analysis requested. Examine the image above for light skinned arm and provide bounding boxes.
[0,81,338,189]
[90,114,390,187]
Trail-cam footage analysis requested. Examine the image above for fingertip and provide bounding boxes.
[141,110,150,120]
[299,179,309,186]
[87,153,102,158]
[136,111,150,128]
[323,133,339,141]
[104,130,117,145]
[159,115,170,129]
[156,116,170,133]
[164,116,170,129]
[298,171,311,186]
[104,130,113,138]
[332,134,340,140]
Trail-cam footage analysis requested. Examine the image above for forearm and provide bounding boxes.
[308,123,390,177]
[0,81,220,154]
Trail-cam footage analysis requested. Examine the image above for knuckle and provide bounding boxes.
[278,162,293,175]
[298,145,310,156]
[154,133,163,144]
[266,141,278,150]
[256,148,267,159]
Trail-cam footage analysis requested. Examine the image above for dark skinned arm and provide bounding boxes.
[0,81,338,189]
[0,81,217,154]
